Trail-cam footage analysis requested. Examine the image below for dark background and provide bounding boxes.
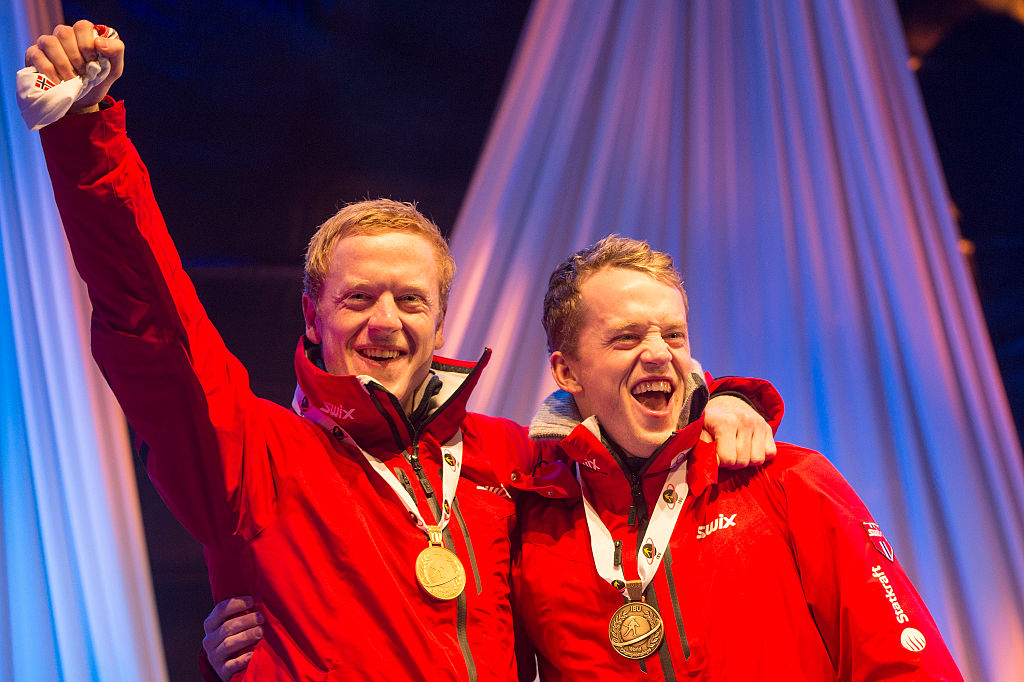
[57,1,1024,678]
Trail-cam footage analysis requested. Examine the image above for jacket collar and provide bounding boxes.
[528,363,720,498]
[292,337,489,459]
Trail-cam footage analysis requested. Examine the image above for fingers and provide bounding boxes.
[219,650,254,680]
[25,37,66,83]
[203,597,264,681]
[73,20,99,62]
[714,428,741,469]
[91,27,125,82]
[203,615,264,681]
[704,394,775,470]
[204,596,256,634]
[26,21,93,81]
[54,23,87,77]
[202,611,264,657]
[24,20,125,110]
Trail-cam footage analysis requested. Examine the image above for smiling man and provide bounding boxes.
[22,21,781,682]
[302,216,453,411]
[514,236,963,680]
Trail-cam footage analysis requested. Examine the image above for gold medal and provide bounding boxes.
[415,526,466,600]
[608,600,664,659]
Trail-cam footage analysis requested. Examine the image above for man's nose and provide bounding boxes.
[639,335,672,365]
[368,296,401,335]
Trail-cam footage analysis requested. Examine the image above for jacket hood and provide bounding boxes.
[292,337,490,459]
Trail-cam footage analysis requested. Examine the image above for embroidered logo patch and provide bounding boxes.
[863,522,894,562]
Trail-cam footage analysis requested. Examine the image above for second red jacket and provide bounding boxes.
[513,386,963,681]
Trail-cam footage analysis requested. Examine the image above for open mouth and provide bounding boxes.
[631,379,673,412]
[357,348,404,362]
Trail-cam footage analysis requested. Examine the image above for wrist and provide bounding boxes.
[68,103,101,115]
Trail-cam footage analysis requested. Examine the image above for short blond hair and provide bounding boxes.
[543,235,688,357]
[303,199,456,311]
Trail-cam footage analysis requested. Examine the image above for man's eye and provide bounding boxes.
[398,294,427,307]
[344,293,372,305]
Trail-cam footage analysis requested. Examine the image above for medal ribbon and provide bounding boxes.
[293,383,464,536]
[579,451,689,601]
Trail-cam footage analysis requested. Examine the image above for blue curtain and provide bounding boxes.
[0,1,166,679]
[445,1,1024,679]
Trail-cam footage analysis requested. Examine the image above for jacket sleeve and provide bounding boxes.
[38,100,263,548]
[706,373,785,433]
[770,447,963,681]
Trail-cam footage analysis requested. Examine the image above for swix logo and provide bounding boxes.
[580,458,600,471]
[322,401,355,421]
[696,513,737,540]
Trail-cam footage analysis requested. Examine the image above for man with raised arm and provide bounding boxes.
[511,236,962,680]
[22,22,779,681]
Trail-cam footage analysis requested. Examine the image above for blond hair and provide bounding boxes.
[543,235,688,357]
[303,199,456,310]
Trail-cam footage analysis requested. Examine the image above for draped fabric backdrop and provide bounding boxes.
[446,1,1024,680]
[0,0,166,678]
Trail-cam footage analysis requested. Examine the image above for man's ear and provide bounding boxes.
[302,293,321,344]
[550,351,583,395]
[434,309,446,350]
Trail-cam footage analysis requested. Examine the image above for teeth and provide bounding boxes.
[361,348,400,360]
[632,380,672,395]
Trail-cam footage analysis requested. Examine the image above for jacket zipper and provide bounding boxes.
[616,453,687,679]
[368,384,479,682]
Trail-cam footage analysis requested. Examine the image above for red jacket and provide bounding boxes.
[513,387,963,681]
[40,101,537,681]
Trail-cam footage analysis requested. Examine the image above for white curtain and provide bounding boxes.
[0,1,166,679]
[446,1,1024,680]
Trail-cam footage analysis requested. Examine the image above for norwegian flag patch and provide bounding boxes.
[35,74,55,91]
[863,522,894,562]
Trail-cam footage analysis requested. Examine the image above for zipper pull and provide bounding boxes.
[407,443,436,499]
[395,468,417,503]
[627,504,637,528]
[614,540,623,568]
